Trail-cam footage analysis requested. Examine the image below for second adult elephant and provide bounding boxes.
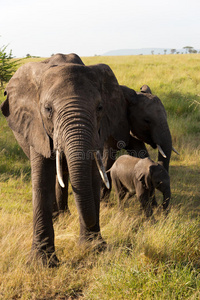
[101,85,175,201]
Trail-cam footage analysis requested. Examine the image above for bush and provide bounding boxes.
[0,45,21,88]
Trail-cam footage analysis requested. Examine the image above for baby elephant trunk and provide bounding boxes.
[162,187,171,211]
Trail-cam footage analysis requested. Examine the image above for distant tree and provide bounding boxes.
[151,50,154,55]
[164,49,167,55]
[183,46,198,53]
[183,46,193,53]
[26,54,31,58]
[171,49,176,54]
[0,45,20,88]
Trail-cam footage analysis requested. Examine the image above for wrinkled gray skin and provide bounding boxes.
[1,53,129,266]
[101,84,172,201]
[109,155,171,217]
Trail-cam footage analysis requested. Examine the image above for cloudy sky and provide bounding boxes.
[1,0,200,57]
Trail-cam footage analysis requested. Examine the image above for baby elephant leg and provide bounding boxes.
[112,177,127,208]
[138,190,153,218]
[149,187,158,208]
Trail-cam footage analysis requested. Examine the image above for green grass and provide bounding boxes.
[0,54,200,299]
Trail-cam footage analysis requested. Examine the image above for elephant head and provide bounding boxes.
[121,85,173,172]
[134,157,171,214]
[1,53,129,264]
[149,163,171,211]
[42,52,85,66]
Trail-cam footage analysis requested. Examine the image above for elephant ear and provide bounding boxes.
[0,62,51,158]
[120,85,138,106]
[140,85,152,94]
[134,158,151,189]
[90,64,130,146]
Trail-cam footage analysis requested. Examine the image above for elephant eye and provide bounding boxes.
[144,118,151,124]
[97,103,103,112]
[44,105,53,118]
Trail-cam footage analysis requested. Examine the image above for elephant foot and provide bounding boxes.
[163,205,170,217]
[28,249,60,268]
[79,232,107,253]
[92,239,107,253]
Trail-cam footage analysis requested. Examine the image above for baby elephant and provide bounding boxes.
[109,155,171,217]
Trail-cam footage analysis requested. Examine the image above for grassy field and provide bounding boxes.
[0,54,200,299]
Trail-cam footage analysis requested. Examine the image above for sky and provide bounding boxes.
[1,0,200,58]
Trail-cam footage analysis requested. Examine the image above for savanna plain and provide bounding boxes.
[0,54,200,299]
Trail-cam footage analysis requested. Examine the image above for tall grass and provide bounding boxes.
[0,54,200,299]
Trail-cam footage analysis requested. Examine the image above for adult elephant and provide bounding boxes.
[101,84,176,201]
[0,53,130,266]
[122,84,173,172]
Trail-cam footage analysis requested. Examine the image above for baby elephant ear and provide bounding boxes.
[140,85,152,94]
[1,63,51,158]
[134,159,151,189]
[136,173,151,190]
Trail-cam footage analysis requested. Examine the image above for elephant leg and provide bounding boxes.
[55,175,69,210]
[137,189,153,218]
[53,154,70,216]
[123,191,133,206]
[150,187,158,208]
[101,137,117,202]
[30,147,59,267]
[100,162,113,202]
[112,177,127,209]
[53,175,69,217]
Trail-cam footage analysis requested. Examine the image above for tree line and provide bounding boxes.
[151,46,199,55]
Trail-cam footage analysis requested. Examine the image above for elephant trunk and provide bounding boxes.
[56,106,98,229]
[162,187,171,211]
[56,150,109,190]
[66,145,96,228]
[157,127,172,172]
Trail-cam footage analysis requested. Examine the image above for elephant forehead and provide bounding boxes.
[41,65,97,89]
[40,66,101,100]
[137,92,162,104]
[43,64,93,81]
[138,96,166,114]
[151,165,168,177]
[145,96,162,107]
[42,53,84,66]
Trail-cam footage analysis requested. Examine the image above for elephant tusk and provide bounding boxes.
[172,146,180,155]
[56,150,65,188]
[94,151,110,189]
[157,144,167,158]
